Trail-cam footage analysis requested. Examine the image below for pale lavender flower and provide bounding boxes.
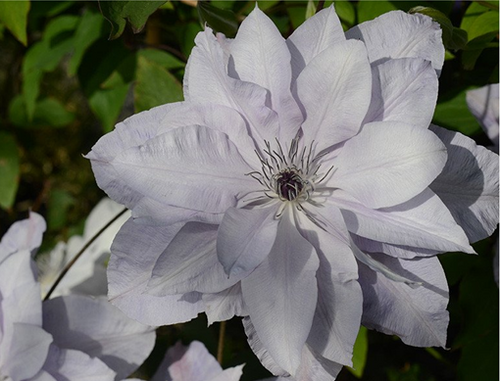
[0,213,155,381]
[87,6,499,380]
[150,341,243,381]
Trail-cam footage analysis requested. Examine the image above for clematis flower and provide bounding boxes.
[87,5,499,380]
[150,340,243,381]
[37,198,130,298]
[466,83,499,152]
[0,213,155,380]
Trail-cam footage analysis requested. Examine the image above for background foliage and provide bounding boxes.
[0,1,498,380]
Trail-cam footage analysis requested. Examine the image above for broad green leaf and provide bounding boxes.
[0,0,30,46]
[89,84,131,133]
[8,96,75,129]
[462,32,498,70]
[198,0,238,37]
[286,0,308,29]
[461,2,488,32]
[348,326,368,378]
[357,0,397,23]
[466,10,499,42]
[409,7,467,50]
[98,0,166,40]
[256,0,279,11]
[138,49,185,70]
[210,1,235,10]
[134,55,183,113]
[30,1,73,18]
[101,53,137,89]
[433,89,482,136]
[48,188,75,230]
[0,132,20,209]
[68,10,107,76]
[178,22,203,57]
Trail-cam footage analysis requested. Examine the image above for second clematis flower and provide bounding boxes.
[87,5,499,380]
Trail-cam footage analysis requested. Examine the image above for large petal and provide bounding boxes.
[352,234,439,260]
[217,206,279,276]
[241,210,319,375]
[466,84,499,147]
[108,218,204,326]
[296,40,371,151]
[243,317,343,380]
[287,5,345,82]
[0,323,53,380]
[109,125,256,213]
[358,255,449,347]
[364,58,438,129]
[203,283,247,326]
[430,125,499,242]
[332,121,447,208]
[184,27,280,145]
[41,345,117,381]
[230,7,303,141]
[0,212,45,262]
[148,222,240,295]
[42,295,155,381]
[332,189,474,254]
[294,208,361,366]
[346,10,444,74]
[87,102,260,223]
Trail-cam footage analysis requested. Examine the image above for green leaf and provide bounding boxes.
[466,10,499,42]
[98,0,166,40]
[134,55,183,113]
[286,1,308,29]
[331,0,355,29]
[305,0,316,20]
[348,326,369,378]
[89,84,131,133]
[68,10,107,76]
[357,0,398,23]
[21,15,78,119]
[48,188,75,230]
[433,89,482,135]
[178,22,203,57]
[0,132,20,209]
[197,0,238,37]
[8,95,75,129]
[0,0,30,46]
[137,49,185,70]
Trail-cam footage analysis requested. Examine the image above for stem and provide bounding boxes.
[217,321,227,364]
[43,207,128,301]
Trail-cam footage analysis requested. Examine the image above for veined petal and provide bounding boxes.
[41,346,117,381]
[148,222,240,295]
[42,295,155,381]
[241,210,319,375]
[294,209,361,366]
[110,125,256,214]
[108,218,204,326]
[352,234,439,259]
[1,323,53,380]
[332,121,447,208]
[217,206,280,276]
[466,84,499,147]
[243,317,343,380]
[230,6,303,141]
[296,40,371,151]
[184,27,281,145]
[358,255,449,347]
[287,5,345,82]
[364,58,438,129]
[346,10,444,74]
[0,212,45,262]
[203,283,247,326]
[430,125,499,243]
[333,189,474,254]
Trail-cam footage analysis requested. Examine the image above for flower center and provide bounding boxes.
[275,169,304,201]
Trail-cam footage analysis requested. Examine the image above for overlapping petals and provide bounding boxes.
[88,4,499,381]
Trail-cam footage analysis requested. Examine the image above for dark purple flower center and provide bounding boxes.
[276,170,304,201]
